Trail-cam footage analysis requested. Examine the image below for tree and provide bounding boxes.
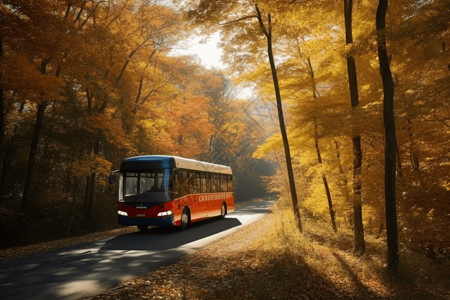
[302,54,338,233]
[180,0,304,232]
[0,1,67,209]
[0,35,4,197]
[254,4,303,232]
[376,0,398,271]
[343,0,365,256]
[0,0,221,238]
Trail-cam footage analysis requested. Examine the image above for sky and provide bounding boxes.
[169,31,254,99]
[170,32,225,70]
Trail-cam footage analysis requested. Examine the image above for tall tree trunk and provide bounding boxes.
[256,5,302,232]
[334,140,351,205]
[0,36,4,202]
[82,37,145,219]
[305,55,337,233]
[352,136,365,254]
[376,0,399,271]
[83,86,99,221]
[344,0,365,255]
[314,120,337,233]
[84,138,100,220]
[21,59,49,209]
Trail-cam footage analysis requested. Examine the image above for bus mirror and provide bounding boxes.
[109,170,119,184]
[109,174,115,184]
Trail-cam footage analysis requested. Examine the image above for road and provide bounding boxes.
[0,199,274,300]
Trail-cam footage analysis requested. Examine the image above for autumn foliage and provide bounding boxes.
[1,0,448,268]
[179,0,449,262]
[0,0,272,246]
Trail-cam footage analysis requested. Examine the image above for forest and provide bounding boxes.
[0,0,448,270]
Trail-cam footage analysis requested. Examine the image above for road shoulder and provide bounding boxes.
[89,211,274,299]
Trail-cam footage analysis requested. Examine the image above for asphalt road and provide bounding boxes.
[0,199,274,300]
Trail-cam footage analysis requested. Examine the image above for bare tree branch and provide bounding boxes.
[219,15,258,26]
[255,4,269,38]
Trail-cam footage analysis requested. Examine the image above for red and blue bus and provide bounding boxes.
[113,155,234,231]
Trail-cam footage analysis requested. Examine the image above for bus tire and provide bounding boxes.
[220,202,227,219]
[137,225,148,232]
[180,208,190,231]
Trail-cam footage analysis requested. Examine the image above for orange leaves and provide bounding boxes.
[204,75,223,88]
[68,155,112,182]
[85,113,131,150]
[0,53,65,104]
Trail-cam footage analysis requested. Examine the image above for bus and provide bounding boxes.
[111,155,234,231]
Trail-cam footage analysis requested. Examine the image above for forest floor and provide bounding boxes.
[1,200,449,299]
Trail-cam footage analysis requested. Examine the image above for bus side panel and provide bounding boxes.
[209,195,221,217]
[226,193,234,214]
[173,194,207,226]
[190,194,209,223]
[215,192,234,216]
[172,196,186,226]
[186,194,199,222]
[172,192,234,226]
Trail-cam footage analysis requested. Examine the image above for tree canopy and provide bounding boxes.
[0,0,448,264]
[178,0,449,261]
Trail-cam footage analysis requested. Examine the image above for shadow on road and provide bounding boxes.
[0,200,275,300]
[100,217,242,251]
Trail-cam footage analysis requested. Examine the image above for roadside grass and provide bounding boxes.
[91,199,449,299]
[227,201,450,299]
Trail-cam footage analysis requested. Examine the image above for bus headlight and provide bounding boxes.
[157,211,173,217]
[118,210,128,216]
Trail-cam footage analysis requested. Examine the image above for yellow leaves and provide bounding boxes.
[252,133,282,159]
[204,75,223,88]
[68,155,112,182]
[86,113,131,150]
[0,53,65,104]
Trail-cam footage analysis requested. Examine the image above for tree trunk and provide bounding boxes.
[21,59,50,209]
[21,102,48,209]
[334,140,351,204]
[304,54,337,233]
[376,0,399,271]
[314,120,337,232]
[84,138,100,221]
[256,5,302,232]
[82,36,146,217]
[352,136,365,255]
[0,36,4,202]
[344,0,365,256]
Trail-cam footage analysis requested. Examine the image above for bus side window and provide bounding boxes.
[187,172,194,194]
[180,171,189,197]
[220,174,227,192]
[172,170,179,198]
[228,175,233,192]
[206,173,211,193]
[201,173,207,193]
[194,172,201,194]
[211,173,218,193]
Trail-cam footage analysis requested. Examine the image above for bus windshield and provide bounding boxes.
[120,169,169,203]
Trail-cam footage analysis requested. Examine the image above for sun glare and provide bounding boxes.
[170,32,225,70]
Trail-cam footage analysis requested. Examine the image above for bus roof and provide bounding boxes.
[120,155,232,175]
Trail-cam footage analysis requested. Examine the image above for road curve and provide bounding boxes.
[0,199,274,300]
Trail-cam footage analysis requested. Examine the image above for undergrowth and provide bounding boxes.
[90,198,449,299]
[246,200,450,299]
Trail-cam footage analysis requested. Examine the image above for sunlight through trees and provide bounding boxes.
[1,0,448,268]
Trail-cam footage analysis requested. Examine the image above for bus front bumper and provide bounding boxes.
[118,214,175,227]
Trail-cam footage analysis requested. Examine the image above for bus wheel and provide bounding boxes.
[137,225,148,232]
[180,208,190,231]
[220,202,227,219]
